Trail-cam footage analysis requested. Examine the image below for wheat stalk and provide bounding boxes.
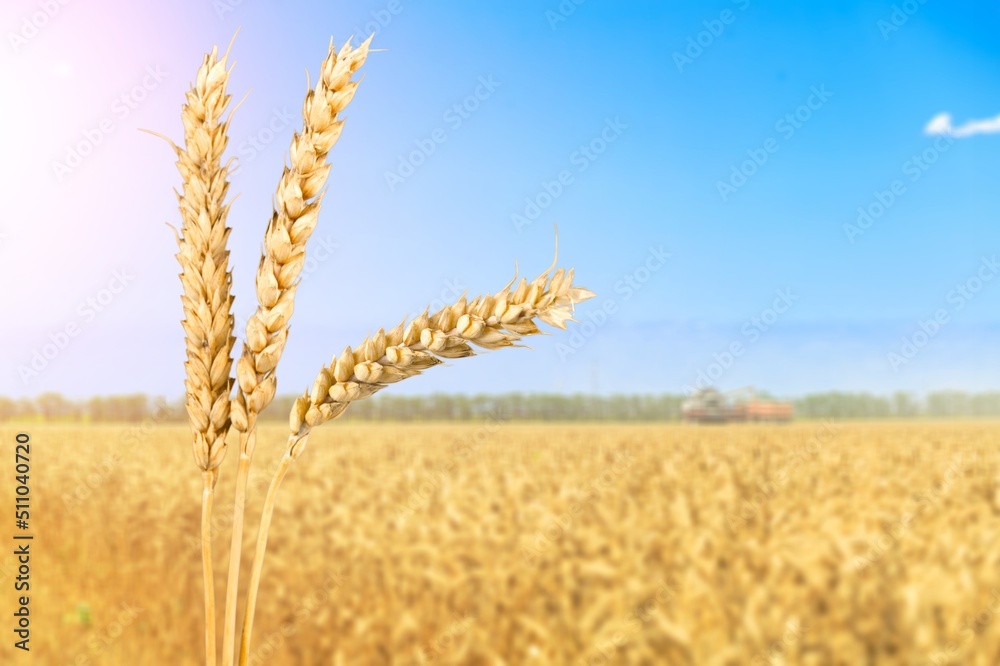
[237,265,595,662]
[166,31,594,665]
[172,41,238,666]
[221,36,372,666]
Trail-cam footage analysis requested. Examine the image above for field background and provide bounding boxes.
[1,422,999,665]
[4,1,999,664]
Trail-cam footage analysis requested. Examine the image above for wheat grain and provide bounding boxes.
[237,265,594,661]
[164,31,597,665]
[173,41,238,666]
[231,35,372,437]
[222,36,372,666]
[175,45,236,479]
[290,265,595,446]
[35,421,1000,662]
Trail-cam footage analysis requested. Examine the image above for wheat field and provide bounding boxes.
[2,421,999,664]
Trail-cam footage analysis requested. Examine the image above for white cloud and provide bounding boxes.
[924,111,1000,138]
[924,112,953,135]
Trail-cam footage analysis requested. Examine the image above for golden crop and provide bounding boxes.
[2,421,999,664]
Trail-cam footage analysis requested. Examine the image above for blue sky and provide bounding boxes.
[2,0,998,398]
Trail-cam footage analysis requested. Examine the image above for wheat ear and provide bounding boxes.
[174,42,237,666]
[238,266,595,662]
[222,36,372,666]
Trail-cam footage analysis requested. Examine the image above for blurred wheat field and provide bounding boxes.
[1,422,1000,665]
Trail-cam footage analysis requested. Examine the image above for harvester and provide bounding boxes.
[681,386,793,424]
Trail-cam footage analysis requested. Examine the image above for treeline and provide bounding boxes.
[793,390,1000,419]
[0,393,688,423]
[4,390,1000,422]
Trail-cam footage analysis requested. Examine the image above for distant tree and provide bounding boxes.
[0,397,15,422]
[927,391,970,417]
[969,392,1000,417]
[15,398,37,419]
[37,392,72,420]
[891,391,920,418]
[13,389,1000,423]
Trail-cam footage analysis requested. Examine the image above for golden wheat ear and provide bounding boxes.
[232,34,373,439]
[293,265,595,437]
[237,265,594,660]
[223,35,373,666]
[176,45,237,479]
[172,40,238,666]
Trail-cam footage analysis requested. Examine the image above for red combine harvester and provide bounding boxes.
[681,386,793,424]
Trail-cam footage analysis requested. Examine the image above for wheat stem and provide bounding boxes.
[171,41,237,666]
[237,442,300,666]
[220,430,253,666]
[222,36,370,666]
[292,265,595,434]
[202,470,219,666]
[237,266,594,657]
